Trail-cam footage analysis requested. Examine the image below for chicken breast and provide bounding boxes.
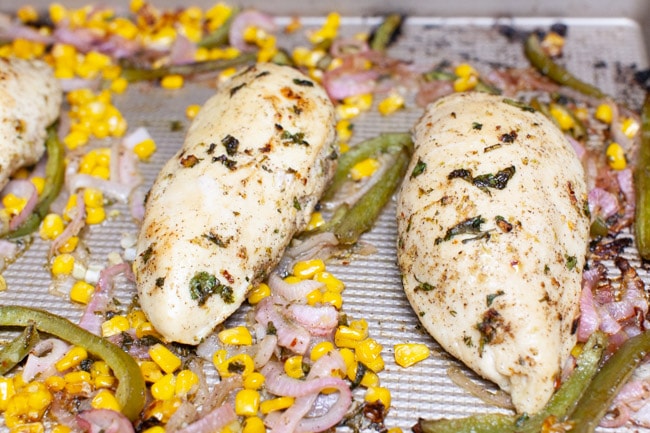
[135,63,337,344]
[396,92,589,414]
[0,57,61,189]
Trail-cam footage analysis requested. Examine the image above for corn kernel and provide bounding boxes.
[360,370,380,388]
[453,74,478,92]
[70,280,95,304]
[40,213,65,240]
[343,93,373,112]
[310,341,335,362]
[365,386,391,409]
[454,63,478,78]
[2,193,27,216]
[55,346,88,372]
[51,254,75,276]
[313,271,345,293]
[149,344,182,374]
[30,177,45,195]
[394,343,430,368]
[549,104,575,131]
[90,165,110,180]
[322,290,343,309]
[17,5,39,23]
[185,104,201,119]
[248,283,270,304]
[284,355,305,378]
[218,326,253,346]
[235,389,260,416]
[161,74,184,89]
[215,353,255,378]
[91,389,120,411]
[606,142,627,170]
[350,158,380,181]
[101,315,130,337]
[293,259,325,278]
[134,138,157,160]
[306,211,325,231]
[335,320,369,348]
[83,188,104,208]
[142,427,166,433]
[594,103,613,124]
[306,288,323,306]
[336,119,353,142]
[151,373,176,401]
[259,396,294,414]
[355,338,384,373]
[0,377,16,411]
[58,236,79,254]
[64,370,92,385]
[621,117,640,138]
[140,361,164,383]
[86,206,106,225]
[387,427,403,433]
[52,425,72,433]
[175,369,199,396]
[243,416,266,433]
[44,376,66,393]
[243,372,265,390]
[136,321,161,339]
[377,93,405,116]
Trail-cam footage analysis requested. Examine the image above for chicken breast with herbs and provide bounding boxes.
[135,63,337,344]
[0,57,61,189]
[396,92,589,414]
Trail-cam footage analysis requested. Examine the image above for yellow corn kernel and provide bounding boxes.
[306,288,323,306]
[70,280,95,304]
[360,370,380,388]
[215,353,255,379]
[242,416,265,433]
[621,117,640,138]
[0,377,16,411]
[134,138,157,160]
[52,425,72,433]
[90,165,110,180]
[143,397,182,423]
[83,188,104,208]
[17,5,39,23]
[39,213,64,240]
[606,142,627,170]
[322,290,343,309]
[377,93,405,116]
[339,347,356,369]
[453,74,478,92]
[313,271,345,293]
[90,360,111,377]
[2,193,27,215]
[387,428,403,433]
[151,373,176,401]
[44,376,66,393]
[248,282,270,304]
[86,206,106,225]
[549,104,575,131]
[141,427,166,433]
[149,343,182,374]
[175,369,199,396]
[63,130,89,150]
[218,326,253,346]
[91,389,120,411]
[92,120,112,140]
[243,372,265,390]
[64,370,92,385]
[185,104,201,120]
[9,424,46,433]
[284,355,305,378]
[55,346,88,372]
[594,103,613,124]
[292,258,325,278]
[350,158,380,181]
[365,386,391,409]
[336,103,361,120]
[161,74,184,89]
[394,343,430,368]
[336,119,353,142]
[101,315,130,338]
[0,275,5,292]
[355,338,385,372]
[51,254,75,276]
[94,374,116,389]
[136,321,161,339]
[127,310,147,329]
[235,389,260,416]
[310,341,335,362]
[30,177,45,195]
[335,320,369,348]
[259,396,294,414]
[343,94,373,112]
[140,361,164,383]
[454,63,478,78]
[58,236,79,254]
[306,211,325,231]
[284,275,301,284]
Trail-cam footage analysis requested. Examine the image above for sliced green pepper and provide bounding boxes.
[4,125,65,240]
[369,14,403,52]
[196,8,239,48]
[634,92,650,259]
[0,306,145,421]
[120,52,257,82]
[0,324,38,375]
[524,33,606,100]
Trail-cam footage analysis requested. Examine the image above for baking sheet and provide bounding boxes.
[0,11,649,432]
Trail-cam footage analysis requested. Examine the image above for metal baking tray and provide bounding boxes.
[0,1,649,431]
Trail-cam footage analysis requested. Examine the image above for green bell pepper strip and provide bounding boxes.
[413,331,606,433]
[120,52,257,82]
[0,324,38,375]
[523,33,606,100]
[566,330,650,433]
[369,14,403,52]
[634,92,650,259]
[422,69,501,95]
[196,8,239,48]
[0,305,146,421]
[4,125,65,240]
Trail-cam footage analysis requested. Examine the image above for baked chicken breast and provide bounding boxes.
[135,63,337,344]
[396,92,590,414]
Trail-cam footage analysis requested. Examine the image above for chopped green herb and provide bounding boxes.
[293,78,314,87]
[204,232,227,247]
[472,122,483,130]
[463,335,474,347]
[189,271,234,306]
[436,215,486,244]
[281,130,309,146]
[486,290,505,306]
[448,166,515,193]
[411,158,427,178]
[227,360,246,374]
[502,98,535,112]
[221,134,240,156]
[565,255,578,270]
[141,245,154,264]
[293,197,301,210]
[416,282,436,292]
[170,120,183,132]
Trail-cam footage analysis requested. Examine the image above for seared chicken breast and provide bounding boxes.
[135,64,337,344]
[0,57,61,189]
[396,92,589,414]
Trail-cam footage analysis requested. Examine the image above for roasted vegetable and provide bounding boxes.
[634,92,650,259]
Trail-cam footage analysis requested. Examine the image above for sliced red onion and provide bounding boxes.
[566,134,586,160]
[255,297,311,354]
[253,334,278,369]
[22,338,70,382]
[289,304,338,336]
[228,10,276,52]
[587,187,619,220]
[50,191,86,257]
[54,24,99,53]
[616,168,635,220]
[329,37,369,58]
[632,400,650,427]
[2,179,38,230]
[169,32,197,65]
[577,277,600,342]
[76,409,134,433]
[322,69,378,101]
[600,404,631,428]
[0,239,19,265]
[176,403,237,433]
[59,77,102,92]
[414,79,455,107]
[268,272,324,303]
[0,14,55,44]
